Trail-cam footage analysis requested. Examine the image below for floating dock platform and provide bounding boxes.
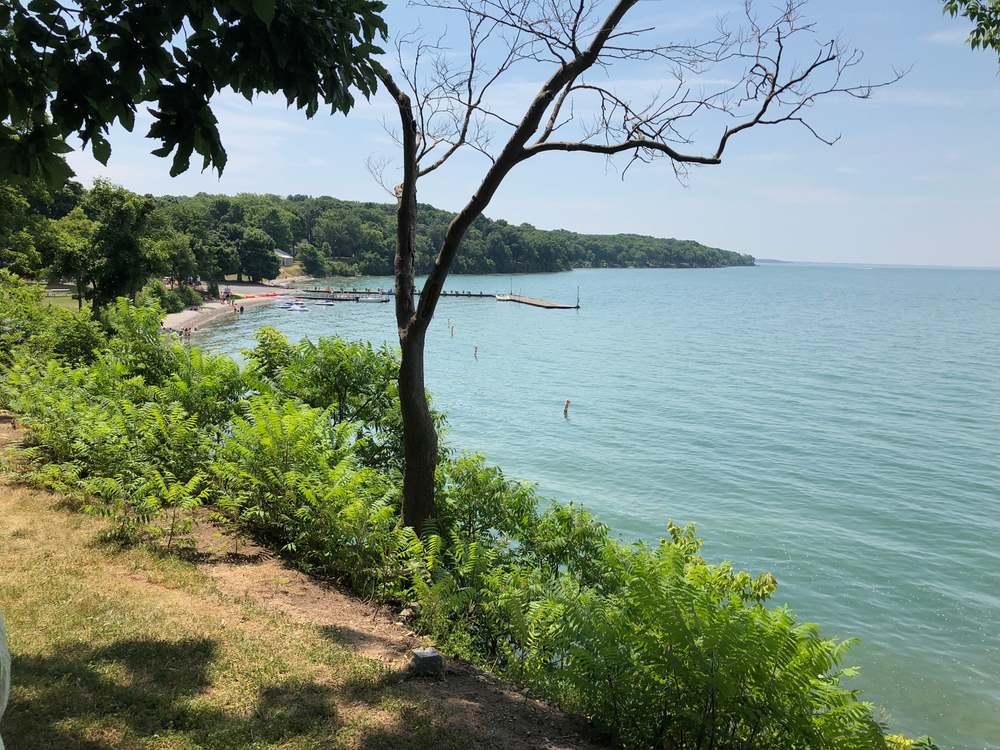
[497,294,578,309]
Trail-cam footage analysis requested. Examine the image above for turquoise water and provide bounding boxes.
[200,266,1000,749]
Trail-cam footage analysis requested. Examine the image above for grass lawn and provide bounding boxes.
[43,295,86,312]
[0,481,464,750]
[278,264,310,279]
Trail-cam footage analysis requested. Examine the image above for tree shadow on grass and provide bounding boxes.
[4,638,339,750]
[5,636,604,750]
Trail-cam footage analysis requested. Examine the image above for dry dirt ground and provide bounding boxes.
[182,522,607,750]
[0,421,609,750]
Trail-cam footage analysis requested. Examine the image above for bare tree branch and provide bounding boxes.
[384,0,906,350]
[364,154,398,197]
[376,0,905,533]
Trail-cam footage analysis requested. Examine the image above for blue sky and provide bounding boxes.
[65,0,1000,267]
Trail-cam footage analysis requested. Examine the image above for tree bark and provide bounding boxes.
[381,69,440,537]
[398,323,437,535]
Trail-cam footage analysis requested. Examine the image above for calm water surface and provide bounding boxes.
[199,265,1000,749]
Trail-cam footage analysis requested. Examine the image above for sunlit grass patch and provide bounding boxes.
[0,481,469,750]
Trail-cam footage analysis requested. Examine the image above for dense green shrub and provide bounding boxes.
[295,242,327,276]
[137,279,183,313]
[102,299,178,384]
[3,361,210,486]
[0,270,105,366]
[175,283,203,308]
[528,528,884,750]
[0,270,43,364]
[403,466,891,749]
[243,327,442,472]
[137,279,203,314]
[29,306,106,364]
[208,393,406,595]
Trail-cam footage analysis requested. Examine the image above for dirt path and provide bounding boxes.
[184,520,608,750]
[186,520,419,666]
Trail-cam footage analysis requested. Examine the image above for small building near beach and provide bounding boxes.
[274,249,294,267]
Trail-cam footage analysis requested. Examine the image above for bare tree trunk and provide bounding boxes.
[383,69,439,537]
[398,323,437,534]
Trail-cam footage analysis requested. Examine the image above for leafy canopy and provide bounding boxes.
[944,0,1000,59]
[0,0,387,188]
[82,180,168,317]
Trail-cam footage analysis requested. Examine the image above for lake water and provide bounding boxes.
[199,265,1000,749]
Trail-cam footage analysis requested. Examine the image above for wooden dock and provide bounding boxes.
[286,287,579,308]
[281,294,389,303]
[498,294,578,309]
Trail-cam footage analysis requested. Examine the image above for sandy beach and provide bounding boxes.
[161,283,294,331]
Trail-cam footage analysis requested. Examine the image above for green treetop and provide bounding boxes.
[944,1,1000,61]
[0,0,387,189]
[83,180,167,321]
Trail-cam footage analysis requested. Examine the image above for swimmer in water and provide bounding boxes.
[564,399,571,416]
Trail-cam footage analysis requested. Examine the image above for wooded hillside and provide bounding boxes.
[158,192,755,276]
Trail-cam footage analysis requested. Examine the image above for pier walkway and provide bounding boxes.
[286,287,579,309]
[498,294,578,310]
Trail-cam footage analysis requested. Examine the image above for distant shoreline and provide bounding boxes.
[162,295,281,331]
[161,279,313,331]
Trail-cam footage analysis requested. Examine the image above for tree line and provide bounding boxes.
[1,179,753,306]
[170,192,756,276]
[0,180,285,319]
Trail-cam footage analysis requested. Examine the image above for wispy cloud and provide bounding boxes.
[873,88,1000,108]
[839,166,861,175]
[756,186,854,205]
[739,153,792,162]
[919,28,972,45]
